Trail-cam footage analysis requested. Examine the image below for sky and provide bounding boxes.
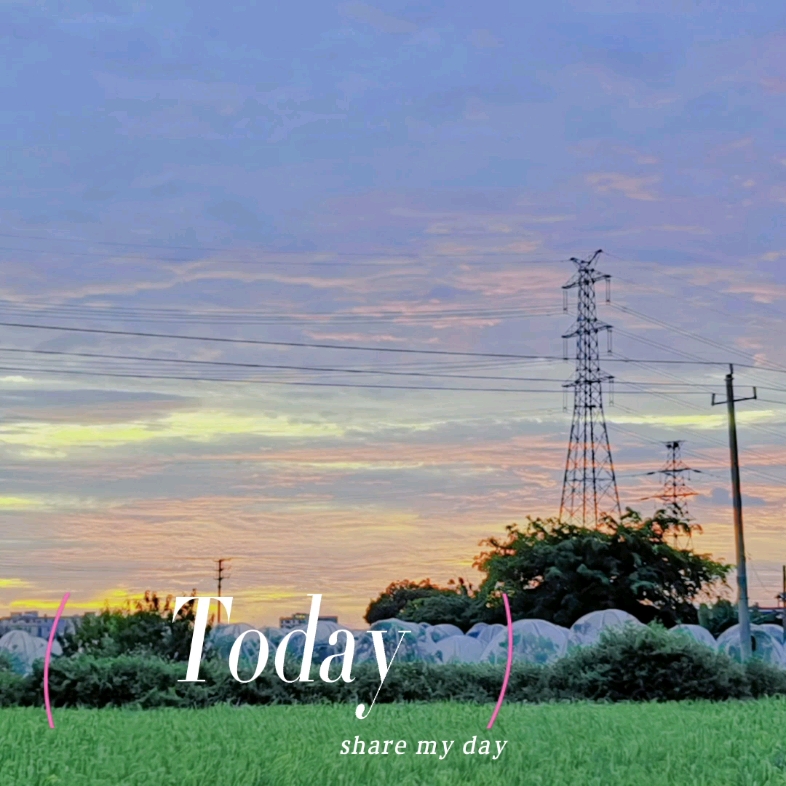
[1,1,786,627]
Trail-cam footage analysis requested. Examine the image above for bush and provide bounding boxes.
[61,592,202,661]
[9,656,544,709]
[744,657,786,698]
[5,624,786,709]
[549,623,751,701]
[0,669,26,707]
[0,653,27,706]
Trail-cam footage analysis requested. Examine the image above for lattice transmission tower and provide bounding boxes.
[646,440,700,519]
[559,250,621,527]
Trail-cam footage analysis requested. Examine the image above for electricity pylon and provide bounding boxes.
[646,440,700,519]
[559,250,621,527]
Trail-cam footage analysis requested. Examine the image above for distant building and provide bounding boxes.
[0,611,79,640]
[279,613,338,630]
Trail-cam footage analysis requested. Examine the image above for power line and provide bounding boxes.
[0,346,575,381]
[0,363,574,393]
[602,308,786,468]
[0,301,564,325]
[0,318,755,366]
[614,326,725,374]
[610,393,786,488]
[0,319,575,359]
[611,303,786,377]
[607,253,786,328]
[0,230,572,259]
[0,345,759,387]
[0,360,730,395]
[0,349,562,378]
[0,232,572,266]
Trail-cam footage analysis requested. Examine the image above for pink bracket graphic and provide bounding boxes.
[486,592,513,731]
[44,592,70,729]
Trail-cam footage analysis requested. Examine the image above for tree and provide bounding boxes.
[475,509,731,628]
[398,579,482,631]
[61,591,202,661]
[365,579,471,625]
[698,599,738,637]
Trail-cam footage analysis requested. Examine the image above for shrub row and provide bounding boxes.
[4,625,786,708]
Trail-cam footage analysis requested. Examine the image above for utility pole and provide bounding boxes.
[711,364,757,660]
[778,565,786,645]
[559,250,621,527]
[214,558,232,625]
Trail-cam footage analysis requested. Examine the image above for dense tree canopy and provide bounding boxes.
[475,510,731,627]
[367,509,732,629]
[365,578,477,627]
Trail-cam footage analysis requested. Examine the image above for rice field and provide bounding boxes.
[3,700,786,785]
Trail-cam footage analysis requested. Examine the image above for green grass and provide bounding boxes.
[4,701,786,786]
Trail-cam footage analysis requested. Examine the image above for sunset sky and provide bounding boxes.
[1,1,786,626]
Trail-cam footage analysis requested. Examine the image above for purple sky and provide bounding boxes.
[1,1,786,625]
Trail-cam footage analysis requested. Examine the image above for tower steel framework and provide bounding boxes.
[559,250,621,527]
[647,440,699,519]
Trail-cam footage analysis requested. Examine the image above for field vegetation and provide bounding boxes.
[5,700,786,785]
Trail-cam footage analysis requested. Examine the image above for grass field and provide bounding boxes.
[4,701,786,785]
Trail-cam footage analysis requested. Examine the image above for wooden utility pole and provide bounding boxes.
[778,565,786,644]
[712,364,757,660]
[215,558,231,624]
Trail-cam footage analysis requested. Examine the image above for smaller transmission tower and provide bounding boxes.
[646,440,700,519]
[559,250,621,527]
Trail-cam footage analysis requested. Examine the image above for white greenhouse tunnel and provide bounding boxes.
[0,630,61,675]
[205,609,786,669]
[4,610,784,676]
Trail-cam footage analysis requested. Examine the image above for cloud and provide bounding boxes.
[0,579,31,589]
[561,64,678,109]
[709,486,767,507]
[585,172,661,201]
[517,214,574,224]
[571,140,660,166]
[0,411,344,457]
[771,185,786,204]
[0,494,107,512]
[8,587,155,614]
[761,77,786,94]
[712,136,754,155]
[469,29,502,49]
[302,331,413,343]
[655,224,710,234]
[206,199,264,230]
[0,496,47,511]
[608,409,782,430]
[339,2,417,34]
[464,97,489,122]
